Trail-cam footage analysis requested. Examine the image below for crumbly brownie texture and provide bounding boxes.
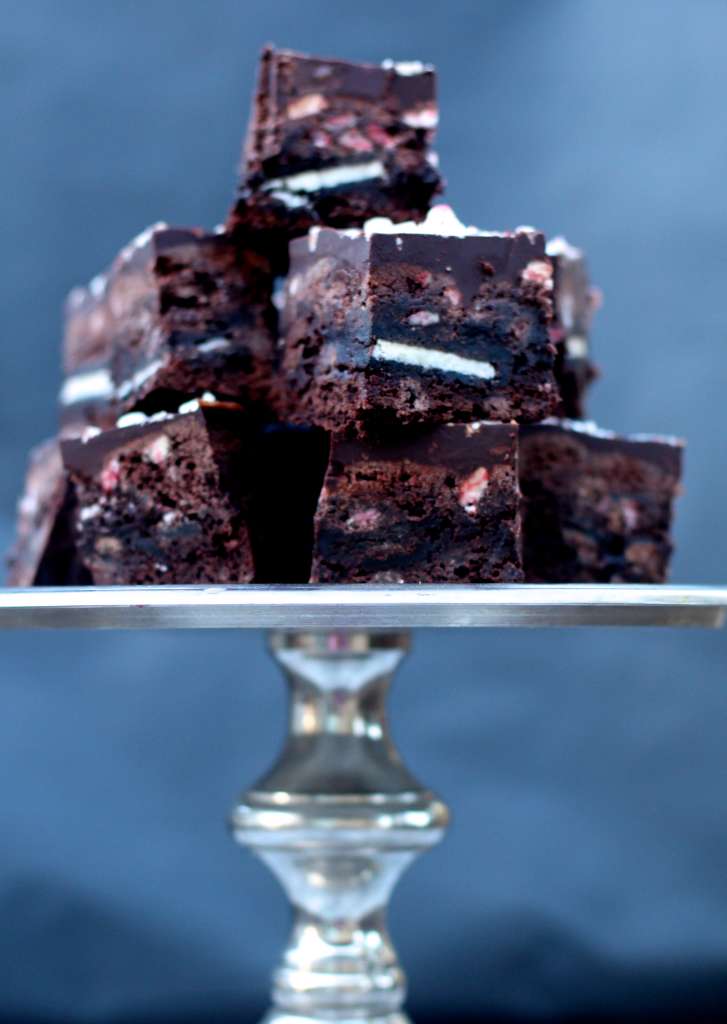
[547,237,600,419]
[61,405,256,585]
[227,47,442,265]
[279,207,557,435]
[60,224,276,434]
[312,422,522,583]
[520,420,683,583]
[7,439,89,586]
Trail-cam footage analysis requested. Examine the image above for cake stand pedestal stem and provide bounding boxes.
[230,629,449,1024]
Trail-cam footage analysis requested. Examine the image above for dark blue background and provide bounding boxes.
[1,1,726,1020]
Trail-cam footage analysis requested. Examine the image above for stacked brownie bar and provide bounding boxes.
[60,224,276,434]
[520,421,682,584]
[227,47,443,269]
[8,45,684,587]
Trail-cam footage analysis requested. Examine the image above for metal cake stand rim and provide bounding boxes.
[0,582,725,629]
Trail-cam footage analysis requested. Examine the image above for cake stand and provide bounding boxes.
[2,583,727,1024]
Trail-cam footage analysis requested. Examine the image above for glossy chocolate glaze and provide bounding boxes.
[522,420,683,477]
[330,422,518,471]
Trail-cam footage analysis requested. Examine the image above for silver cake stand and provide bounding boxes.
[2,583,727,1024]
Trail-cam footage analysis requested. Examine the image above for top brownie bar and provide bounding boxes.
[227,46,443,264]
[278,205,558,435]
[60,224,276,434]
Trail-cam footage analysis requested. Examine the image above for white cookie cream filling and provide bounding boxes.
[115,410,173,429]
[115,392,217,430]
[268,189,309,209]
[263,159,385,197]
[195,337,232,354]
[371,340,496,381]
[177,391,216,413]
[61,361,164,408]
[60,360,162,408]
[61,335,231,408]
[60,368,114,406]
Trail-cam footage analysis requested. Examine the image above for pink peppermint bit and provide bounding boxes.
[100,459,121,493]
[458,467,490,515]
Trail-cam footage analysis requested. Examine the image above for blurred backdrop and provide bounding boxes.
[1,1,727,1021]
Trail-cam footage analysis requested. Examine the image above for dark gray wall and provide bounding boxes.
[1,1,726,1020]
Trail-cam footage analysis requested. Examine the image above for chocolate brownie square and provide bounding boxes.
[311,421,522,583]
[279,206,557,434]
[228,46,442,265]
[61,402,257,585]
[547,237,601,419]
[60,224,275,434]
[520,420,683,583]
[7,439,89,586]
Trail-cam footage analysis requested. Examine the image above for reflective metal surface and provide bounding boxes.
[231,631,448,1024]
[0,583,726,629]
